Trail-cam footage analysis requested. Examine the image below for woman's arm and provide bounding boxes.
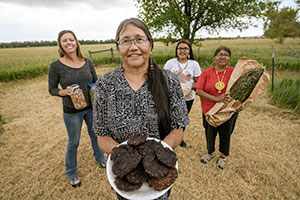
[58,86,73,96]
[193,76,199,83]
[163,128,184,149]
[48,63,73,97]
[192,76,199,90]
[97,136,119,154]
[88,59,98,83]
[196,89,231,103]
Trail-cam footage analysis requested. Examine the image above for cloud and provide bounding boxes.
[0,0,138,42]
[0,0,131,10]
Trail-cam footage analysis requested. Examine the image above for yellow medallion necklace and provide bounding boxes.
[215,67,227,93]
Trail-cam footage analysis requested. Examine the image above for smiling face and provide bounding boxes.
[214,49,231,68]
[117,24,152,70]
[176,42,190,62]
[59,32,77,56]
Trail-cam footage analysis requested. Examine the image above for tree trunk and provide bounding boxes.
[183,0,192,41]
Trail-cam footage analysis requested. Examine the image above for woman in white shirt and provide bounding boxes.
[164,40,201,147]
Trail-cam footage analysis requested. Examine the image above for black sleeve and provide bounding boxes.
[87,58,98,83]
[48,62,61,97]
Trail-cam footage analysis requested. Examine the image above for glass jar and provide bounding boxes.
[70,84,87,110]
[88,83,96,105]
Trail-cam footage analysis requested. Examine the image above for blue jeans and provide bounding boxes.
[63,108,105,179]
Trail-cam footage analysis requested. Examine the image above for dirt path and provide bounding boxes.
[0,68,299,200]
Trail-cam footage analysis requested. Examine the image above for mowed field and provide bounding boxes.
[0,63,299,200]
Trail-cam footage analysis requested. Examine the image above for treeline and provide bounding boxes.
[0,39,115,48]
[0,37,264,48]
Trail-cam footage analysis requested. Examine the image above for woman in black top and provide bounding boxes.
[48,30,106,187]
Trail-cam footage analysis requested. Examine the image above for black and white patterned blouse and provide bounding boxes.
[92,67,189,143]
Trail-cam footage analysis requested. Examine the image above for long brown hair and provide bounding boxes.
[57,30,83,58]
[115,18,171,139]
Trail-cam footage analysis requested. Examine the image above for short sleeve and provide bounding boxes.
[163,60,171,70]
[193,61,201,77]
[195,70,206,90]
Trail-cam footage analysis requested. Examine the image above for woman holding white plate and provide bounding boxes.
[93,18,189,199]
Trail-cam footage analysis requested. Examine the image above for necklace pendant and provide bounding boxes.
[215,81,225,93]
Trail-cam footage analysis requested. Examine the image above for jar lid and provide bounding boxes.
[70,84,79,89]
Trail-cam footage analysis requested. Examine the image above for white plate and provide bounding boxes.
[106,137,178,200]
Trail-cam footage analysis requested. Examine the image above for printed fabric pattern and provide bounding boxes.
[92,67,189,144]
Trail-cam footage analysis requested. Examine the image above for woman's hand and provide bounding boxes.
[236,104,244,112]
[163,129,184,149]
[65,86,73,95]
[59,86,74,96]
[215,93,231,103]
[97,136,119,154]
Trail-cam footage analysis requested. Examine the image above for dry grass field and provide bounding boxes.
[0,65,299,200]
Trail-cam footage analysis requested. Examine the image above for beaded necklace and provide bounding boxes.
[215,67,227,93]
[177,61,189,71]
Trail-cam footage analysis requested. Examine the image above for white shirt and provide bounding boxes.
[164,58,201,101]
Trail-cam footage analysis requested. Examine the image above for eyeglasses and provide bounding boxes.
[216,53,230,57]
[178,47,189,51]
[117,36,149,48]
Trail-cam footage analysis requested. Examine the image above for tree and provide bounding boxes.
[134,0,267,44]
[264,1,300,44]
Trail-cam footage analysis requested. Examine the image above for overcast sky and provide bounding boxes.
[0,0,297,42]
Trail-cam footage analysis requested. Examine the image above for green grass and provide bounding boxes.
[0,38,299,82]
[268,77,300,114]
[0,64,49,81]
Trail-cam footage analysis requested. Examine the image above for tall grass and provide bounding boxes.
[0,64,49,81]
[268,77,300,114]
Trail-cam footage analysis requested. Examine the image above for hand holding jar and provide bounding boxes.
[69,84,87,110]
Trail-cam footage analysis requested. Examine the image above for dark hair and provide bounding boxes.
[57,30,83,58]
[115,18,153,50]
[214,46,231,57]
[175,39,195,60]
[115,18,171,139]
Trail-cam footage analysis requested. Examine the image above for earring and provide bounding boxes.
[188,54,190,59]
[149,57,154,71]
[121,66,125,74]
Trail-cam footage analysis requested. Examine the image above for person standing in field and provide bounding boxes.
[48,30,106,187]
[93,18,189,199]
[194,46,243,169]
[164,40,201,148]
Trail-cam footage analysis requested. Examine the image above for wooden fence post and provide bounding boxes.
[88,50,92,60]
[110,47,114,62]
[271,52,275,92]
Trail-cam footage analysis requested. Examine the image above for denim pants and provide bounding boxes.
[63,108,105,179]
